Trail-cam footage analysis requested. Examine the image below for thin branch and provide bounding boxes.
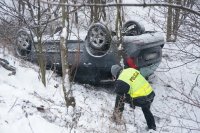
[40,1,200,16]
[170,96,200,108]
[8,98,18,113]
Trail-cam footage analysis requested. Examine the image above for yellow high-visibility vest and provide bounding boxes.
[118,68,153,98]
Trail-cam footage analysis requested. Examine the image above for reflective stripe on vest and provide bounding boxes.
[118,68,153,98]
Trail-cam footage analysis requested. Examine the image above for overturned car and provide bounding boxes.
[15,20,165,84]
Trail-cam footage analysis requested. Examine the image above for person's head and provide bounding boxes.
[111,64,123,79]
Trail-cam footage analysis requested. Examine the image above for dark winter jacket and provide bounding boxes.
[114,76,155,112]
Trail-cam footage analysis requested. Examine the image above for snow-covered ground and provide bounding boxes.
[0,42,200,133]
[1,0,200,133]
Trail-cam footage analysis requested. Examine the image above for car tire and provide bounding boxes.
[15,28,34,58]
[122,20,145,36]
[86,23,111,57]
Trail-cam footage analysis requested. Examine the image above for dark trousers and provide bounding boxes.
[115,92,156,129]
[141,103,156,129]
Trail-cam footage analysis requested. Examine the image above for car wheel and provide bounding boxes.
[86,23,111,57]
[122,20,145,36]
[15,28,34,58]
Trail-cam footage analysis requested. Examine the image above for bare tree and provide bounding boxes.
[1,1,200,131]
[115,0,123,41]
[172,0,181,41]
[165,0,196,42]
[34,0,46,86]
[0,0,63,86]
[73,0,79,24]
[88,0,109,23]
[166,0,173,41]
[60,0,75,108]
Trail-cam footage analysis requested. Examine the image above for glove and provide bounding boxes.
[130,103,135,109]
[129,100,135,109]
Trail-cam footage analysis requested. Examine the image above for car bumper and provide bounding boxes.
[139,62,160,78]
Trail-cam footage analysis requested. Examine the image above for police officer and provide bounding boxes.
[111,64,156,131]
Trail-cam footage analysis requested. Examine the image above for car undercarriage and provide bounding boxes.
[15,20,165,84]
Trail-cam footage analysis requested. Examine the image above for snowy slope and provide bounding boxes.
[1,0,200,132]
[1,42,200,133]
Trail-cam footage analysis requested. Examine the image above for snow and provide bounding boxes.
[33,27,87,42]
[1,41,200,133]
[1,0,200,133]
[60,27,67,39]
[122,31,165,45]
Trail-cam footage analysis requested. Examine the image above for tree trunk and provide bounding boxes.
[115,0,122,41]
[94,0,100,22]
[101,0,107,21]
[90,0,94,23]
[173,0,181,41]
[90,0,107,23]
[36,0,46,86]
[166,0,173,42]
[73,0,79,24]
[18,0,22,26]
[60,0,75,108]
[37,38,46,86]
